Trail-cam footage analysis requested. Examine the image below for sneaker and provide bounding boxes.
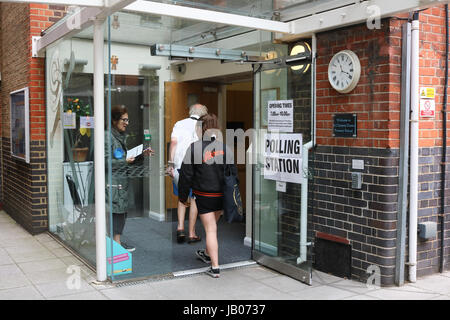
[196,249,211,264]
[121,242,135,252]
[206,267,220,278]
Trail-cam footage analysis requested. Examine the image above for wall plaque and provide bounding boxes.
[333,114,357,137]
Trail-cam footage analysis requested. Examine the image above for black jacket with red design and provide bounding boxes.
[178,138,237,203]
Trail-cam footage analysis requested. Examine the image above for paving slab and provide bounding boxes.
[288,284,357,300]
[328,279,379,295]
[0,248,14,266]
[235,265,281,280]
[49,291,109,300]
[17,258,69,274]
[259,274,311,293]
[25,266,74,285]
[365,284,442,300]
[0,285,44,300]
[312,270,345,285]
[35,278,96,299]
[343,294,381,300]
[0,264,31,290]
[407,274,450,295]
[101,283,168,300]
[6,248,57,264]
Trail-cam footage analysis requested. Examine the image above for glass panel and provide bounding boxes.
[253,40,313,283]
[144,0,274,18]
[274,0,318,10]
[46,34,97,266]
[74,11,254,48]
[103,12,261,281]
[105,15,172,281]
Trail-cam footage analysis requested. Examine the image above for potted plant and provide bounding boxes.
[64,97,92,162]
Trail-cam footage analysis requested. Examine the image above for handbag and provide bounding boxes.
[223,164,244,223]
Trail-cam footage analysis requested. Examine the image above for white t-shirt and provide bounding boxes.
[171,115,199,184]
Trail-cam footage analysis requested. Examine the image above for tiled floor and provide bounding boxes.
[0,210,449,300]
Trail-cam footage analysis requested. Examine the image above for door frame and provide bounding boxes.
[251,50,314,285]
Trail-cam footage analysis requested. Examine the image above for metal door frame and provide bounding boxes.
[250,48,314,286]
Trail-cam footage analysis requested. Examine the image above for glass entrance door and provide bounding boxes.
[105,15,171,281]
[252,45,314,285]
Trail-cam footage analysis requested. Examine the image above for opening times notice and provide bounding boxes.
[267,99,293,133]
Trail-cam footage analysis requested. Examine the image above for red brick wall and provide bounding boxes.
[415,7,450,278]
[314,6,449,283]
[0,3,66,234]
[29,4,66,142]
[417,7,449,147]
[316,19,401,149]
[0,4,2,204]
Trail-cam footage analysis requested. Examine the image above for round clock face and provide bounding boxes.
[328,50,361,93]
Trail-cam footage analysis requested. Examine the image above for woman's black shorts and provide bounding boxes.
[192,190,224,214]
[112,212,127,235]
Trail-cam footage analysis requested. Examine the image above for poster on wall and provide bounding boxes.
[268,99,294,132]
[264,133,302,184]
[10,87,30,163]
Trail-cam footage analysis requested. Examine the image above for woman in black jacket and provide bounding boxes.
[178,113,236,278]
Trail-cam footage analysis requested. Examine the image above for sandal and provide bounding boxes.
[187,236,201,244]
[176,230,186,243]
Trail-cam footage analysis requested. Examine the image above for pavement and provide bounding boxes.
[1,210,450,301]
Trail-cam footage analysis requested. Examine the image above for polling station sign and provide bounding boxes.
[268,100,294,132]
[264,133,302,184]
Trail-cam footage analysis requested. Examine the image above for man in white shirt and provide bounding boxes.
[168,103,208,243]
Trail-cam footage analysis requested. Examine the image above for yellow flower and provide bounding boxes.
[79,127,87,136]
[77,105,80,109]
[74,99,79,103]
[67,110,72,113]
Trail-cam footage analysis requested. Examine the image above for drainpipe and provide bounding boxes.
[440,4,448,273]
[395,21,411,286]
[297,35,316,264]
[94,18,107,282]
[312,34,317,147]
[409,12,420,283]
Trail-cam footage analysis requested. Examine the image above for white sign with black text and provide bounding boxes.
[268,99,294,132]
[264,133,302,184]
[276,181,287,192]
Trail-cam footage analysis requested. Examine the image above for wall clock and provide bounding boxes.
[327,50,361,93]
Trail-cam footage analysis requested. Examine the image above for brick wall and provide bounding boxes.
[0,4,2,205]
[0,3,66,234]
[1,3,33,231]
[312,146,399,284]
[415,7,450,277]
[314,18,402,285]
[314,6,450,285]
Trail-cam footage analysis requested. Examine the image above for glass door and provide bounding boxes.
[105,15,171,281]
[252,43,314,285]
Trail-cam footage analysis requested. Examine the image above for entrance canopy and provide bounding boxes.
[28,0,449,57]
